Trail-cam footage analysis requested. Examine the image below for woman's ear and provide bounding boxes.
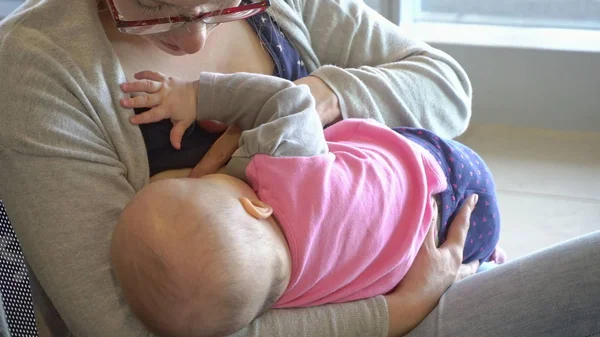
[239,197,273,219]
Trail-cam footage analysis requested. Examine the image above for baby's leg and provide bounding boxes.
[434,140,503,264]
[391,127,503,264]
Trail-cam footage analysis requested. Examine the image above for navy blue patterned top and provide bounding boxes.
[136,11,309,176]
[246,10,308,81]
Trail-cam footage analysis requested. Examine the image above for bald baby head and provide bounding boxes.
[110,177,286,337]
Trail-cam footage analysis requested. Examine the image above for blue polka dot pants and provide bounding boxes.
[393,127,501,264]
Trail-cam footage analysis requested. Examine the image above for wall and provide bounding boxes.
[431,43,600,132]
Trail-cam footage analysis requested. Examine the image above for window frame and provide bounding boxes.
[386,0,600,52]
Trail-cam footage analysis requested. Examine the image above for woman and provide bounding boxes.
[0,1,598,337]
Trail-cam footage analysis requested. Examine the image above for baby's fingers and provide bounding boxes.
[121,94,162,109]
[129,106,169,125]
[121,80,162,94]
[170,120,193,150]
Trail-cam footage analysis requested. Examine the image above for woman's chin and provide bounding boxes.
[152,39,189,56]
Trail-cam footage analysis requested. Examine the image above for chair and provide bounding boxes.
[0,200,39,336]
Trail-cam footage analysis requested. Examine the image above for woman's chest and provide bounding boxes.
[108,21,275,82]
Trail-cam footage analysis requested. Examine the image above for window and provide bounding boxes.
[415,0,600,30]
[371,0,600,52]
[364,0,382,12]
[0,0,22,17]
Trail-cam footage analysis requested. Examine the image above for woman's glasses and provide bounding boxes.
[105,0,271,35]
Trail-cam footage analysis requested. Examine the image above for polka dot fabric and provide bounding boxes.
[393,128,501,264]
[0,200,39,336]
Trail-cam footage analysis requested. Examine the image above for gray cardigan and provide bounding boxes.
[0,0,472,336]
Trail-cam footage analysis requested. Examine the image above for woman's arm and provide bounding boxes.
[275,0,473,138]
[294,75,341,126]
[0,27,150,336]
[0,151,150,337]
[233,297,389,337]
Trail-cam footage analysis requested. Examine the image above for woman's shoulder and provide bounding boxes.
[0,0,119,90]
[0,0,112,79]
[273,0,372,19]
[0,1,127,153]
[1,0,100,39]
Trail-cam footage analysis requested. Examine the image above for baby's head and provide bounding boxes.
[111,175,291,337]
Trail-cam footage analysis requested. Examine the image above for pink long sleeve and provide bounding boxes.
[246,119,447,308]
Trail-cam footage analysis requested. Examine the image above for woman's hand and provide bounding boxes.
[385,194,480,337]
[120,71,197,150]
[188,125,242,179]
[294,76,341,125]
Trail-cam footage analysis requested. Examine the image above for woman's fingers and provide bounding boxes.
[121,80,163,94]
[441,194,478,258]
[134,70,166,82]
[423,211,438,250]
[454,260,479,282]
[430,197,440,247]
[197,120,229,133]
[189,125,242,178]
[384,194,481,336]
[129,106,168,125]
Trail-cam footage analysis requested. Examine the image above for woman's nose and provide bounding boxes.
[169,22,209,54]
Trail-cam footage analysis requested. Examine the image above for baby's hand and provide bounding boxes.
[121,71,197,150]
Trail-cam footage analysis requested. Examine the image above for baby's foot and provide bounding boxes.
[490,247,507,264]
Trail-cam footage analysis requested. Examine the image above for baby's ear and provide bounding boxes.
[239,198,273,219]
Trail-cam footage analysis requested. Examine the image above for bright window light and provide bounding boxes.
[414,0,600,30]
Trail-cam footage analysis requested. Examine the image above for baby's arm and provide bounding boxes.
[122,71,328,181]
[195,72,329,180]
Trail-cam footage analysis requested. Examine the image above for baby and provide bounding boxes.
[110,71,505,337]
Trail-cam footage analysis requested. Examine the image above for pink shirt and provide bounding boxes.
[245,119,447,308]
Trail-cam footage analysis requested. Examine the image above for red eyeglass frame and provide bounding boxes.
[105,0,271,30]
